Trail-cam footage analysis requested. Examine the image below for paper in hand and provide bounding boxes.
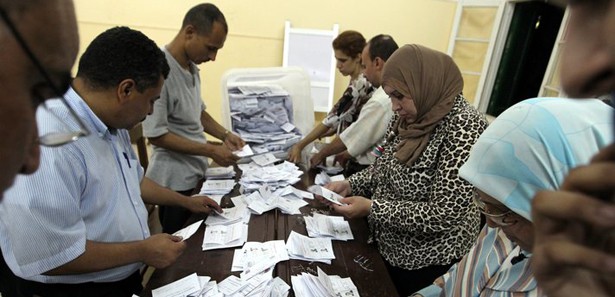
[307,185,345,206]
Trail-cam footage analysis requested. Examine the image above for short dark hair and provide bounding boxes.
[332,30,366,58]
[182,3,228,35]
[367,34,399,62]
[76,26,169,92]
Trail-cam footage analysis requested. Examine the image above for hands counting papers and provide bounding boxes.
[233,144,254,158]
[307,185,345,206]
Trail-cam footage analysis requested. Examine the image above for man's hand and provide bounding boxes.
[224,132,245,151]
[183,195,223,214]
[288,144,303,163]
[141,234,186,268]
[333,151,352,167]
[531,143,615,297]
[310,153,326,168]
[211,145,239,166]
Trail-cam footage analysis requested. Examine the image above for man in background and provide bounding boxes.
[531,0,615,296]
[309,34,398,176]
[143,3,245,233]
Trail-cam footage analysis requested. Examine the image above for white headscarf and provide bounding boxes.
[459,97,614,221]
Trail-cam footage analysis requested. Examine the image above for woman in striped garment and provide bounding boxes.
[413,97,614,297]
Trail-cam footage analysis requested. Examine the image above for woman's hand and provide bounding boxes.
[332,196,372,219]
[324,181,351,197]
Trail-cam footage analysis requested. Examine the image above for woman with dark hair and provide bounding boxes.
[288,30,374,167]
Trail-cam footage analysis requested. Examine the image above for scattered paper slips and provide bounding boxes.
[152,273,201,297]
[172,220,203,241]
[307,185,345,206]
[251,153,278,166]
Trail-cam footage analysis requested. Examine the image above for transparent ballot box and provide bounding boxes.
[221,67,314,161]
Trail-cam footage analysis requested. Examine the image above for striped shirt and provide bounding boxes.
[416,226,542,297]
[0,88,150,283]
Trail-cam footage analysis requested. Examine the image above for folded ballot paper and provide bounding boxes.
[291,267,359,297]
[172,220,203,242]
[307,185,345,206]
[286,231,335,264]
[305,213,354,241]
[202,221,249,251]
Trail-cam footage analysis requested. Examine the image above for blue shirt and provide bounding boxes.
[0,88,150,283]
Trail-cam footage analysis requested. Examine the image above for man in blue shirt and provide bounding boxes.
[0,26,222,297]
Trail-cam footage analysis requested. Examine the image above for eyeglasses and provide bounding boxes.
[0,7,89,147]
[472,189,517,227]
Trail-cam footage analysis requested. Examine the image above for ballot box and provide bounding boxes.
[221,67,314,162]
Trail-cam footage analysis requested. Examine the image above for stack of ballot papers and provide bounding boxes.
[238,161,303,193]
[286,231,335,264]
[199,179,236,196]
[151,273,221,297]
[228,85,302,155]
[202,221,249,251]
[241,185,309,215]
[305,213,354,241]
[205,166,235,180]
[291,267,359,297]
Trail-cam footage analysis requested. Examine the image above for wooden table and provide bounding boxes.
[141,168,399,297]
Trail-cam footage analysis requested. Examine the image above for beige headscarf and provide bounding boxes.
[381,44,463,166]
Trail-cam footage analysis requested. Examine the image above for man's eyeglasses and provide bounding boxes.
[0,7,89,147]
[472,189,517,227]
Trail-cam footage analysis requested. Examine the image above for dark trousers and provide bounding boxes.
[385,259,458,297]
[0,251,141,297]
[158,189,194,234]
